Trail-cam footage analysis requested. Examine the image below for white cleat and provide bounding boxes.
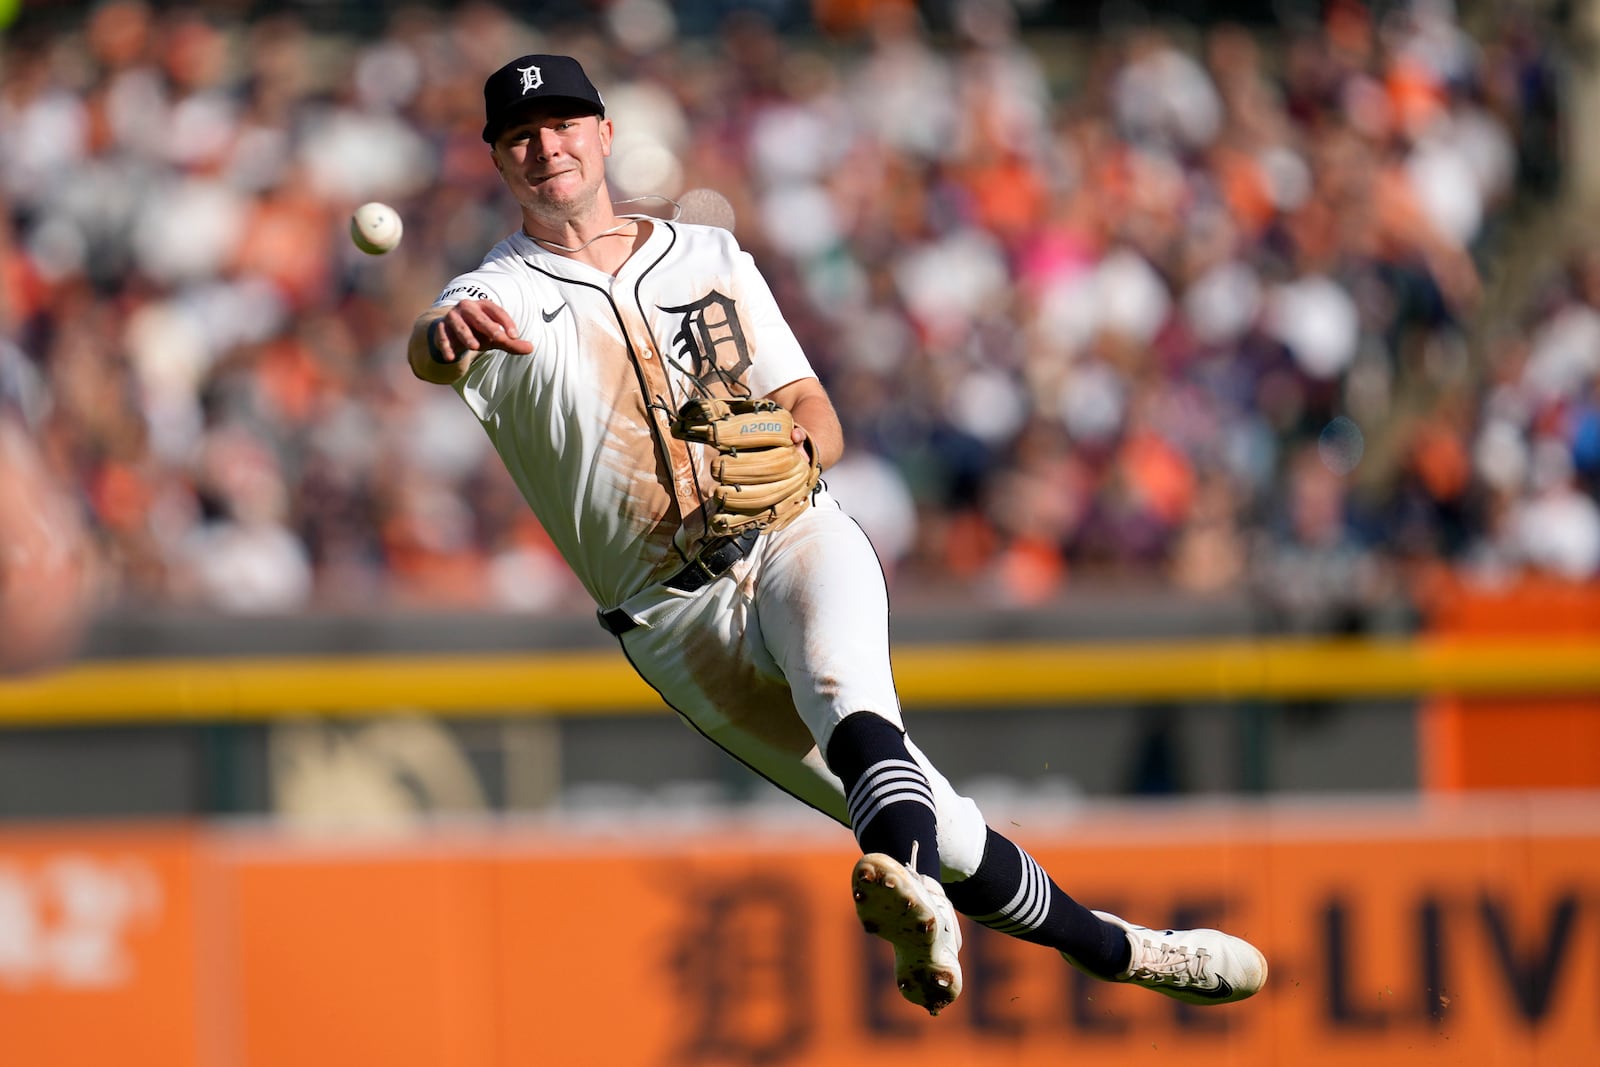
[852,852,963,1015]
[1064,911,1268,1005]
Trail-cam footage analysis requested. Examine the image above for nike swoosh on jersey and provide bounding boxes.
[541,303,568,322]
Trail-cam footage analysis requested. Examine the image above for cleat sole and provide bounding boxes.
[852,854,963,1016]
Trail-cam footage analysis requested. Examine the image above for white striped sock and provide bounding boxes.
[973,844,1051,935]
[846,757,936,837]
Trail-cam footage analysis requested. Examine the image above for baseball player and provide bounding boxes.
[408,53,1268,1016]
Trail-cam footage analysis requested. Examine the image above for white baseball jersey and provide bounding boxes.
[434,218,988,876]
[435,220,814,611]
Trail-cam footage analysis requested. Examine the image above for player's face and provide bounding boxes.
[492,108,614,221]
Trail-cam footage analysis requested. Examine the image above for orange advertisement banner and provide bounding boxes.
[472,814,1600,1067]
[0,824,203,1067]
[3,800,1598,1067]
[223,844,499,1067]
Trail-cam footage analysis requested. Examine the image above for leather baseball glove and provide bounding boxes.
[670,396,822,535]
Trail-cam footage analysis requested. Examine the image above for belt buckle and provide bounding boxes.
[691,549,722,582]
[678,531,752,589]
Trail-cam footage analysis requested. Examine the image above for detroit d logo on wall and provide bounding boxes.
[662,291,752,387]
[519,65,543,93]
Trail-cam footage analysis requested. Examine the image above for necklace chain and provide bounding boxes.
[530,218,638,254]
[526,195,682,255]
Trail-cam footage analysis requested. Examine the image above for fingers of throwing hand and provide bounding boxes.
[427,317,459,364]
[460,301,534,355]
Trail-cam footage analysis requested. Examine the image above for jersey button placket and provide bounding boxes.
[623,307,701,529]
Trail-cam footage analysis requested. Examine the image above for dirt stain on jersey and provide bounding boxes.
[583,319,680,562]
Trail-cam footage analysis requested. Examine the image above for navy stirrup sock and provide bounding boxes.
[943,827,1132,978]
[824,712,941,880]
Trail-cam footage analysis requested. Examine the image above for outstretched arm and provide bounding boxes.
[407,298,534,385]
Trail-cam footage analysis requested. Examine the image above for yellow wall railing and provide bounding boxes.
[2,637,1597,726]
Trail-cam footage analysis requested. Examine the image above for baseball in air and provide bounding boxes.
[351,201,403,255]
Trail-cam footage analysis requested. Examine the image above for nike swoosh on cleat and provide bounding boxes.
[541,303,567,322]
[1189,976,1234,1000]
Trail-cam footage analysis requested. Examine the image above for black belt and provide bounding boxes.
[597,529,760,636]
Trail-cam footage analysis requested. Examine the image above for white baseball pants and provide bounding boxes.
[610,495,989,878]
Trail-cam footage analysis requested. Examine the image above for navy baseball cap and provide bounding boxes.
[482,54,605,142]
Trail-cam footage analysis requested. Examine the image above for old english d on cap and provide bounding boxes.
[482,54,605,142]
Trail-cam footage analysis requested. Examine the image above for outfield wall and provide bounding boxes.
[2,797,1597,1067]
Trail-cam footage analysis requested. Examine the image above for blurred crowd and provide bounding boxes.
[0,0,1592,628]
